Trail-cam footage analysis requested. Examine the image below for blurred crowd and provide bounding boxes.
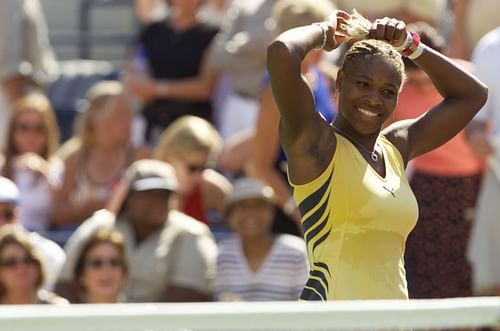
[0,0,498,305]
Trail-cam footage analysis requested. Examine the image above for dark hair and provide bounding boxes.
[73,227,128,293]
[340,39,406,86]
[0,225,45,298]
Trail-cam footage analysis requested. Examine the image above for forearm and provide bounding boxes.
[155,77,216,101]
[412,46,487,111]
[1,75,24,103]
[252,164,293,209]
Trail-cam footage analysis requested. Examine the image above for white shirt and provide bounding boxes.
[214,234,309,301]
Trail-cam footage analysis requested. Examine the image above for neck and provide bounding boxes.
[241,234,274,256]
[332,117,380,149]
[3,289,37,304]
[85,292,118,304]
[170,9,197,29]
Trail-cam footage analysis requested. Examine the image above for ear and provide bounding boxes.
[335,69,344,93]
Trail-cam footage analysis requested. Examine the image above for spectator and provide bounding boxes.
[52,81,149,231]
[0,0,58,151]
[448,0,500,59]
[70,228,128,303]
[56,159,218,303]
[466,26,500,296]
[0,225,67,304]
[126,0,220,143]
[0,176,65,291]
[208,0,277,140]
[153,116,231,230]
[214,177,308,301]
[387,22,483,298]
[1,93,61,232]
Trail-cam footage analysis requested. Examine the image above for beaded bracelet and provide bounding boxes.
[313,22,328,50]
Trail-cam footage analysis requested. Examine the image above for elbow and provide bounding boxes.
[266,40,295,70]
[477,83,489,110]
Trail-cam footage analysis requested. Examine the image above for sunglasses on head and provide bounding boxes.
[0,255,36,268]
[0,209,15,222]
[15,123,45,133]
[86,257,123,269]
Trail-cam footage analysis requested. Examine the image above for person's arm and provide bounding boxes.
[51,152,106,228]
[266,11,350,184]
[124,51,218,103]
[381,20,488,161]
[250,85,300,223]
[201,169,232,215]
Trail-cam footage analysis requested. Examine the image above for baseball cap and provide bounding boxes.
[125,159,179,192]
[226,178,275,207]
[0,176,20,205]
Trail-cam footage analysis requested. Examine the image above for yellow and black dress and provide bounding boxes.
[290,133,419,300]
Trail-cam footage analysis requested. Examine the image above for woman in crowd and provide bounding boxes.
[266,9,487,300]
[1,93,61,232]
[71,227,128,303]
[214,177,309,301]
[0,225,67,304]
[153,115,231,231]
[52,81,149,231]
[126,0,220,143]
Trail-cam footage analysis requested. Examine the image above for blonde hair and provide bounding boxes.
[153,115,222,163]
[74,80,125,152]
[272,0,335,34]
[340,10,406,86]
[3,92,60,179]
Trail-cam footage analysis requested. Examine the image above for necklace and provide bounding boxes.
[332,125,381,162]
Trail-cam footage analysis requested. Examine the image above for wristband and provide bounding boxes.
[407,43,426,60]
[402,31,421,57]
[313,22,328,50]
[394,31,413,52]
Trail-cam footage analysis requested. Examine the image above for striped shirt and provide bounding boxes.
[214,234,309,301]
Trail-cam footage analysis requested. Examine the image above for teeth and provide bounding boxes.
[358,108,378,117]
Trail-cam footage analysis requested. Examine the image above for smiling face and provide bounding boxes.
[0,243,40,295]
[227,198,275,241]
[79,242,126,303]
[337,55,402,134]
[13,109,48,155]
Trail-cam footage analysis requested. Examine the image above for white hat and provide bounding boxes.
[226,178,275,207]
[0,176,20,205]
[125,159,180,192]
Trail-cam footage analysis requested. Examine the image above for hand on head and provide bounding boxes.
[369,17,407,48]
[323,10,351,51]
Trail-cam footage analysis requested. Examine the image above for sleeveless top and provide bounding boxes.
[182,185,207,225]
[290,133,418,300]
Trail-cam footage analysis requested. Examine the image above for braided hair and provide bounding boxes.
[339,10,406,87]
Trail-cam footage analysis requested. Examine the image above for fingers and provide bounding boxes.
[369,17,406,45]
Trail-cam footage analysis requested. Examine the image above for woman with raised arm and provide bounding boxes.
[266,10,488,300]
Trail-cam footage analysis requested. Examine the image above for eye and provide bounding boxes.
[356,80,369,88]
[383,88,397,96]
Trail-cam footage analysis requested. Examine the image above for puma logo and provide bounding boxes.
[383,185,396,198]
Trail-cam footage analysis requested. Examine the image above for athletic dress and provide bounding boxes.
[290,133,419,300]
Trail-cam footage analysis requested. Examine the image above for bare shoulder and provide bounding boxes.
[381,119,416,165]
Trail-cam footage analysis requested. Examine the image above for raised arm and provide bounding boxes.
[380,19,488,161]
[266,11,349,184]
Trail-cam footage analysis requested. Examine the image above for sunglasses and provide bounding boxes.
[85,258,123,269]
[15,123,45,133]
[0,209,15,222]
[186,163,207,174]
[0,255,37,268]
